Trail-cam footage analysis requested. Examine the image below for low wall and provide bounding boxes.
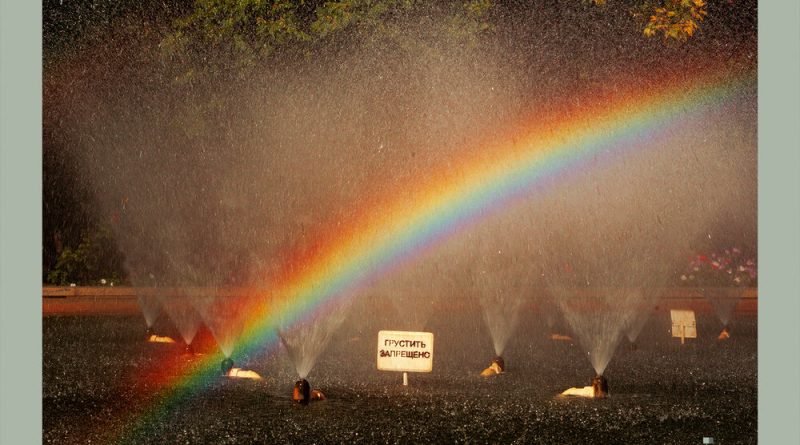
[42,286,757,317]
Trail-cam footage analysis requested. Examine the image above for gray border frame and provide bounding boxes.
[0,0,43,443]
[758,1,800,443]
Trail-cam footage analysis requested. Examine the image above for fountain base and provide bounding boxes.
[480,356,505,377]
[550,333,573,342]
[145,327,174,343]
[293,379,324,403]
[293,379,311,404]
[592,375,609,398]
[221,358,234,375]
[220,356,261,379]
[227,368,262,380]
[147,334,175,343]
[560,375,609,398]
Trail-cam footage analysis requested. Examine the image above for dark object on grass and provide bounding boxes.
[221,358,234,375]
[592,375,609,398]
[493,356,505,373]
[293,379,311,405]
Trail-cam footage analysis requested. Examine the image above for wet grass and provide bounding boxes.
[43,309,756,444]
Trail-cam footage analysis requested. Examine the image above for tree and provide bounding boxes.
[159,0,495,83]
[635,0,707,41]
[590,0,708,41]
[46,226,126,285]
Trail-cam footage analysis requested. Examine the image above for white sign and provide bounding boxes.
[377,330,434,373]
[670,309,697,344]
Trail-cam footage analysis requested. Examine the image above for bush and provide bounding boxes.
[46,226,126,286]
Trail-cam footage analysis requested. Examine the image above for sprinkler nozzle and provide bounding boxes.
[184,343,195,355]
[293,379,311,405]
[592,375,609,398]
[492,356,505,373]
[221,358,234,375]
[480,356,505,377]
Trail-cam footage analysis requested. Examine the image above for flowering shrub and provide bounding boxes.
[680,247,757,287]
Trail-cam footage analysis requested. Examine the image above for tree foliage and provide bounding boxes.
[162,0,716,82]
[46,226,127,286]
[159,0,495,82]
[636,0,707,41]
[589,0,708,41]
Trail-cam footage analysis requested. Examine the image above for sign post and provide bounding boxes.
[377,330,434,386]
[670,309,697,344]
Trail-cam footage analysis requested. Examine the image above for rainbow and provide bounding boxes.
[114,67,755,441]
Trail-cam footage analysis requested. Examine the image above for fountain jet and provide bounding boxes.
[592,375,609,398]
[293,379,311,405]
[480,356,505,377]
[292,379,325,404]
[221,358,234,375]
